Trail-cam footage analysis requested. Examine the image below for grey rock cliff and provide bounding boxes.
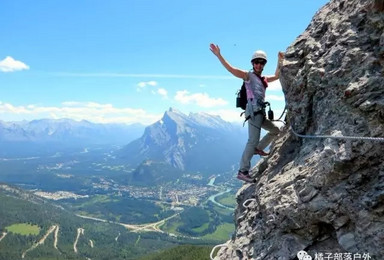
[214,0,384,259]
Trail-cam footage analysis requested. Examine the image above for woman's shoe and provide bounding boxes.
[254,148,270,156]
[237,171,254,183]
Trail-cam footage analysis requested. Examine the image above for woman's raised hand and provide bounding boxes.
[209,43,221,57]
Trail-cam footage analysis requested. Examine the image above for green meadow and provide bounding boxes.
[6,223,40,236]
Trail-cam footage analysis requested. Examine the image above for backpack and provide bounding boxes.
[236,82,247,110]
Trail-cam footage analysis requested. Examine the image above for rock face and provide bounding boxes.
[214,0,384,259]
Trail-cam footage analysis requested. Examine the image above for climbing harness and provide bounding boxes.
[290,124,384,142]
[243,103,287,128]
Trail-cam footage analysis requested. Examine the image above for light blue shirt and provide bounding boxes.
[244,71,267,117]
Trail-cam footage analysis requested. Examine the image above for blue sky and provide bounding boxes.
[0,0,328,125]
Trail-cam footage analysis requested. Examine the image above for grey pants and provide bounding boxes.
[239,113,280,172]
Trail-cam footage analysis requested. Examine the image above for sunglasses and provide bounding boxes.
[252,59,267,65]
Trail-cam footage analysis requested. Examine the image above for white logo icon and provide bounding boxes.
[297,250,312,260]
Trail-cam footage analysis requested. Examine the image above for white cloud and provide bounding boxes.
[137,81,158,88]
[174,90,228,108]
[205,109,244,123]
[0,56,30,72]
[157,88,168,98]
[268,80,282,91]
[137,81,167,98]
[0,101,161,125]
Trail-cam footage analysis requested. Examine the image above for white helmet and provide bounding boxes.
[251,50,267,62]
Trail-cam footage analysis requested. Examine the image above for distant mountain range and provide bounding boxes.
[0,119,145,156]
[0,109,249,175]
[119,108,247,175]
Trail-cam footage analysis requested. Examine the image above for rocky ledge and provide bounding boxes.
[214,0,384,259]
